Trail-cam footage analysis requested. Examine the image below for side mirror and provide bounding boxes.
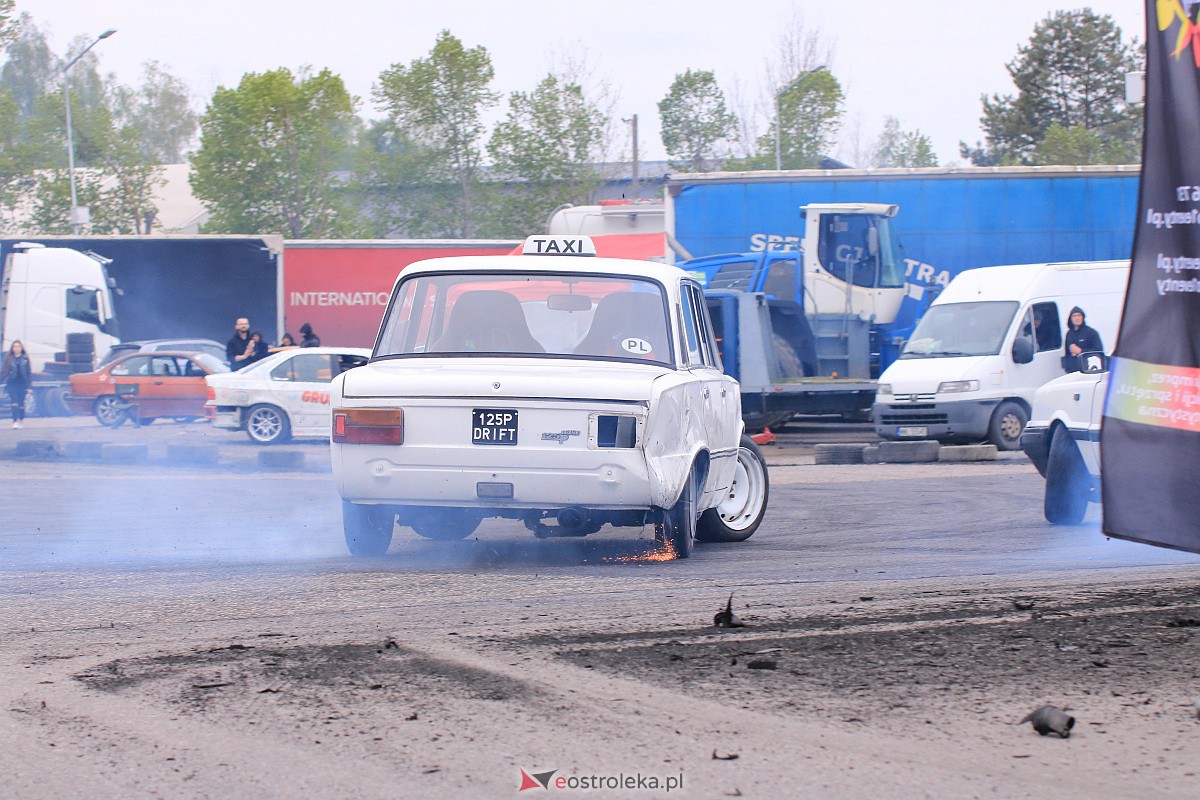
[1012,336,1035,364]
[1079,351,1109,374]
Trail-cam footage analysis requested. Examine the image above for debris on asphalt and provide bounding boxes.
[1018,705,1075,738]
[712,750,740,760]
[1013,599,1036,611]
[714,594,746,628]
[192,682,233,690]
[747,659,778,670]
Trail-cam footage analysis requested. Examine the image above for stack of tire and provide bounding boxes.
[33,333,94,416]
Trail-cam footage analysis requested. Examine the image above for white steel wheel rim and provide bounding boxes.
[249,408,282,441]
[1000,412,1023,440]
[716,446,766,531]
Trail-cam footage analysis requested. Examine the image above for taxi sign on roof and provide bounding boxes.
[522,235,596,257]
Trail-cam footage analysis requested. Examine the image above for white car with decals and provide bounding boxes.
[206,347,371,444]
[330,235,770,558]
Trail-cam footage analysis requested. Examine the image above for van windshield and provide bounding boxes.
[900,301,1019,358]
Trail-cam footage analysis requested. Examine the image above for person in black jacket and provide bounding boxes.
[299,322,320,348]
[1,340,33,428]
[1063,306,1103,372]
[226,317,256,370]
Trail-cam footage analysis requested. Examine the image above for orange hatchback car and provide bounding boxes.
[67,351,230,427]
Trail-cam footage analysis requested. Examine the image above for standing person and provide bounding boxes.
[299,322,320,348]
[269,332,296,354]
[246,331,270,365]
[1063,306,1103,372]
[226,317,255,370]
[1,340,32,429]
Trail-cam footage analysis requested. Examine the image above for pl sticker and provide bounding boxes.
[621,337,652,355]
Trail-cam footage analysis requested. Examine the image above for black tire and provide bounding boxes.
[67,351,94,364]
[698,435,770,542]
[655,469,698,558]
[987,400,1027,451]
[94,395,128,428]
[41,387,70,417]
[343,501,395,556]
[1044,428,1091,525]
[245,404,291,444]
[772,334,804,380]
[66,332,95,353]
[406,508,483,540]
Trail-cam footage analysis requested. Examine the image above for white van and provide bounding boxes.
[872,260,1128,449]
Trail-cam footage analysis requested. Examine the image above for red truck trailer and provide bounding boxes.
[283,240,520,346]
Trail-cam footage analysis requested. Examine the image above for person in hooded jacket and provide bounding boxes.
[1063,306,1103,372]
[1,340,33,428]
[299,322,320,348]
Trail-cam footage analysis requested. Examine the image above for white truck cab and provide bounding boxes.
[1021,361,1109,524]
[873,260,1127,449]
[0,242,120,370]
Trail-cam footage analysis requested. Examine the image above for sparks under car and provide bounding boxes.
[329,235,770,558]
[206,347,371,444]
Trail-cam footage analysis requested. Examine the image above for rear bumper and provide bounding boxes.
[873,398,998,440]
[210,407,243,430]
[334,443,654,511]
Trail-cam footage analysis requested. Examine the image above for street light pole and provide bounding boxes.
[63,28,116,234]
[774,67,825,171]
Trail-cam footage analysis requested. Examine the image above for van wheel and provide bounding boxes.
[988,401,1027,450]
[343,502,395,556]
[1044,428,1091,525]
[698,436,769,542]
[246,404,291,444]
[655,469,698,558]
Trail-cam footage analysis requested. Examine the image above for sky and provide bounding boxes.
[22,0,1147,167]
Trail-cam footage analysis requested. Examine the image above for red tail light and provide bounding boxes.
[206,386,216,400]
[332,408,404,445]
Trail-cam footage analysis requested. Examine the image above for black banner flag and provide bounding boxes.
[1102,1,1200,553]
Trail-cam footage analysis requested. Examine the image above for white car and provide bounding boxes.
[206,347,371,444]
[329,235,770,558]
[1020,355,1109,524]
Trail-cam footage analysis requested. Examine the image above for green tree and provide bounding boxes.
[111,61,198,163]
[969,9,1140,165]
[484,74,606,236]
[373,30,498,237]
[871,116,938,168]
[736,68,842,170]
[0,1,17,51]
[347,118,454,238]
[658,69,737,172]
[190,67,359,238]
[0,13,58,121]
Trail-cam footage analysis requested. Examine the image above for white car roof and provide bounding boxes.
[397,253,690,286]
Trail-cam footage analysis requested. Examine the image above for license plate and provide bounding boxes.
[473,408,518,445]
[897,426,928,437]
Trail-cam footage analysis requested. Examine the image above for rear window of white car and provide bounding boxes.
[375,272,673,365]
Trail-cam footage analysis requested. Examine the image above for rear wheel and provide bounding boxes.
[655,469,698,558]
[988,401,1027,451]
[245,404,291,444]
[94,395,128,428]
[406,508,483,540]
[698,436,770,542]
[343,502,395,556]
[1044,428,1091,525]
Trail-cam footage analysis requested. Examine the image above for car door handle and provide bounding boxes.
[703,388,710,399]
[153,380,164,385]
